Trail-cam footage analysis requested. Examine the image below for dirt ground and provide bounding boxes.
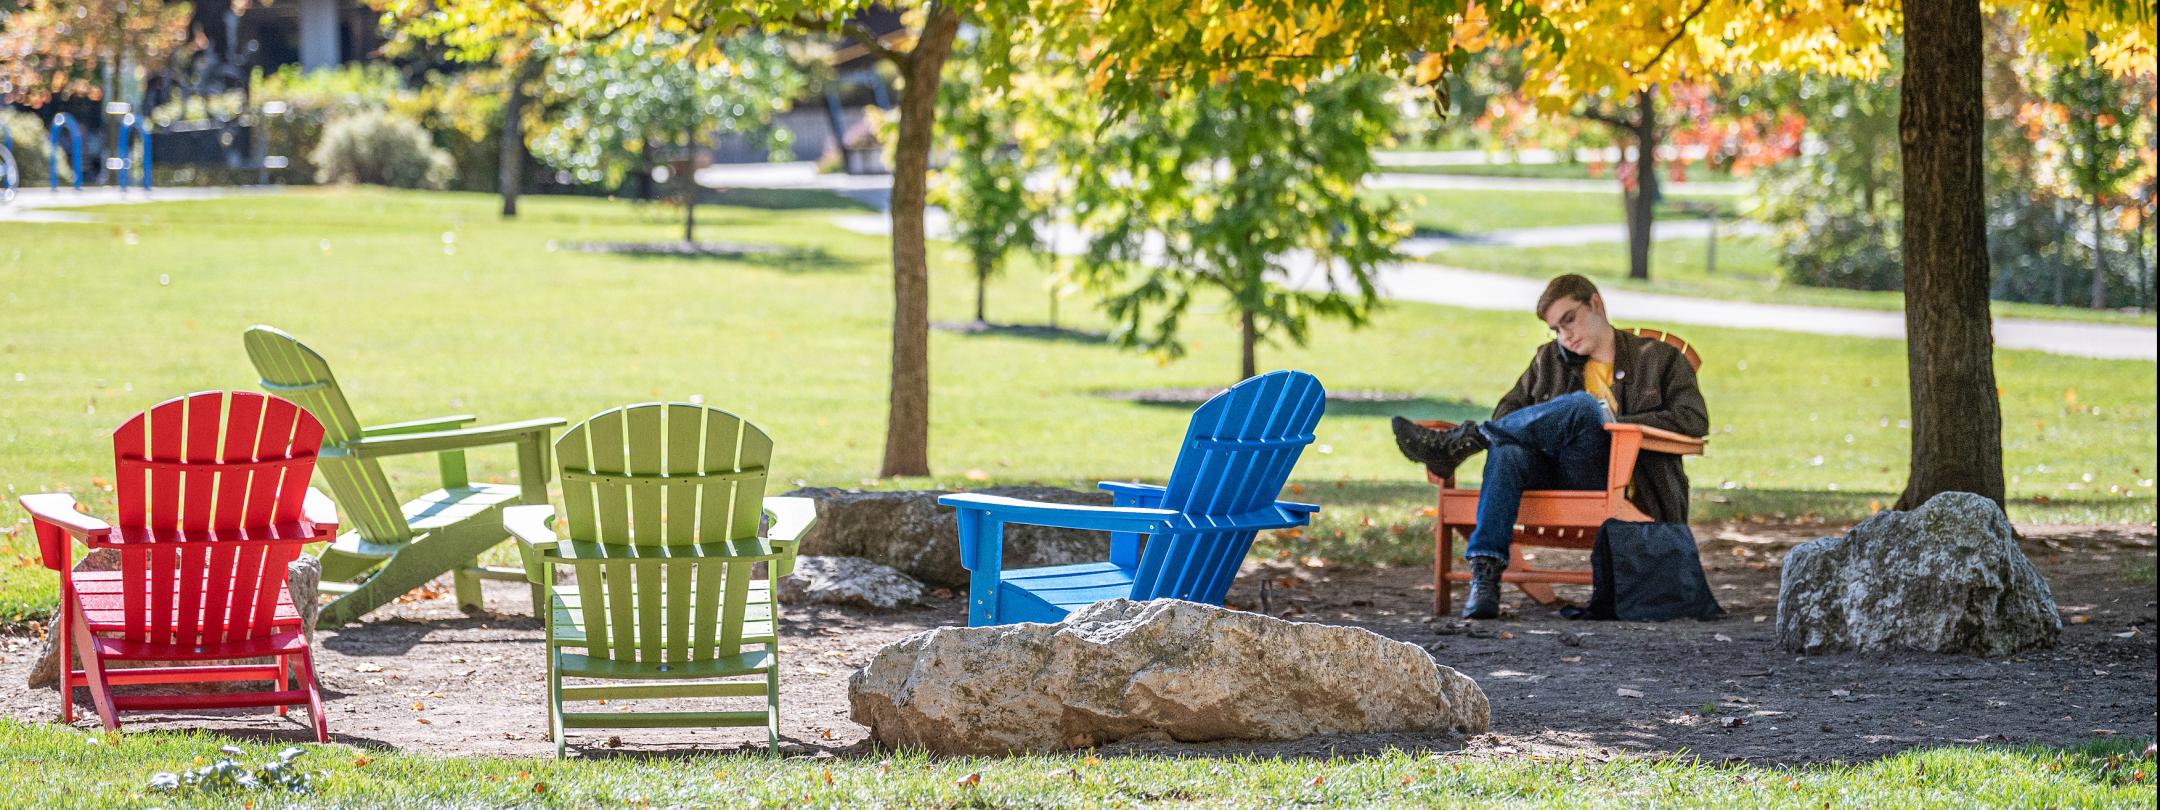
[1,522,2152,764]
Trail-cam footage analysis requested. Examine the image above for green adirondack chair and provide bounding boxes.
[244,326,567,626]
[504,402,815,756]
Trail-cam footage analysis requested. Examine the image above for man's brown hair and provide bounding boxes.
[1536,274,1600,319]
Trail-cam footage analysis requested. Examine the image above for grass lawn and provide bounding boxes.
[1422,236,2160,327]
[0,188,2153,617]
[0,722,2151,808]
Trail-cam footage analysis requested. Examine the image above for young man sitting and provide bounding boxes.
[1392,274,1710,619]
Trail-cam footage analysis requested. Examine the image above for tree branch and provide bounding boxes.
[1628,0,1714,76]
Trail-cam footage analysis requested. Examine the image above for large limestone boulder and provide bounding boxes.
[777,555,925,610]
[784,486,1112,588]
[1777,491,2059,657]
[27,549,120,689]
[849,599,1489,754]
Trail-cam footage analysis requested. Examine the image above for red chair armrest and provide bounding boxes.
[19,493,112,571]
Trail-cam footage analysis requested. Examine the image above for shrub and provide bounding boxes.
[1,109,75,186]
[309,110,456,190]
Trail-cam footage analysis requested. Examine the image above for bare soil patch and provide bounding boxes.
[1,523,2151,764]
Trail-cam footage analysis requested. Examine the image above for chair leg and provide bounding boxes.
[68,602,119,732]
[275,654,290,717]
[295,652,330,743]
[548,656,566,759]
[56,598,74,724]
[1433,522,1454,615]
[454,559,484,612]
[1510,546,1559,605]
[766,667,781,755]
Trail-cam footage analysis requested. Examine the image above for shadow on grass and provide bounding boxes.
[702,188,876,211]
[1097,390,1488,421]
[932,321,1110,344]
[575,241,856,273]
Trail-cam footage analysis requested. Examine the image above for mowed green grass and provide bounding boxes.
[1424,236,2160,326]
[0,722,2150,808]
[0,188,2153,617]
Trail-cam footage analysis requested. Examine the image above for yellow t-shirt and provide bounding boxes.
[1584,360,1620,414]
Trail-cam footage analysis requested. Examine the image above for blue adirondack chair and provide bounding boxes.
[940,370,1325,626]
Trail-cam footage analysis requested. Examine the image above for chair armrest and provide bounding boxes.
[335,417,567,459]
[939,493,1180,533]
[762,496,817,578]
[1097,481,1167,506]
[503,504,560,585]
[20,493,111,571]
[1606,422,1706,456]
[360,414,478,437]
[302,487,340,533]
[1277,500,1320,515]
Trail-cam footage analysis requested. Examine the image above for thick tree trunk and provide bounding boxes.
[499,53,542,218]
[1625,89,1660,281]
[1239,310,1257,382]
[1894,0,2005,510]
[878,4,960,479]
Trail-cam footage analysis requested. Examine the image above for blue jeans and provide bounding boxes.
[1464,391,1611,561]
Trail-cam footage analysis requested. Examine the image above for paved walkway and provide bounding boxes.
[0,186,253,222]
[1401,219,1772,252]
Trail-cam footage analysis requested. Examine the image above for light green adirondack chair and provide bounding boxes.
[505,402,815,756]
[244,326,566,626]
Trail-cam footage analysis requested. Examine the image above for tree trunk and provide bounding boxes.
[499,52,542,218]
[1625,88,1660,281]
[878,3,960,479]
[1239,309,1257,383]
[2090,191,2107,309]
[1894,0,2005,511]
[683,128,698,243]
[974,260,989,324]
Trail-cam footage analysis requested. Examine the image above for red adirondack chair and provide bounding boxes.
[1423,328,1707,614]
[20,391,338,740]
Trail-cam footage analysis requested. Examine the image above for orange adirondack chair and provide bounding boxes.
[1423,328,1707,614]
[20,391,338,740]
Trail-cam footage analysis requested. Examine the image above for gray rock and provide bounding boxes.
[288,556,322,642]
[1777,491,2060,657]
[848,599,1489,754]
[783,486,1113,588]
[777,555,925,610]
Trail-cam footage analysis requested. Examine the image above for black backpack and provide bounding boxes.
[1582,519,1726,621]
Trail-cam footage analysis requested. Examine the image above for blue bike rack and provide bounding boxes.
[116,114,152,190]
[49,113,83,191]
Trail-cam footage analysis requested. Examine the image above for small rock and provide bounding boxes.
[776,556,926,610]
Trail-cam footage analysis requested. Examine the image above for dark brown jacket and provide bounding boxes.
[1493,328,1710,523]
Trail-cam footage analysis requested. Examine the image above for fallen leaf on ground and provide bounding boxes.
[956,772,982,787]
[1617,688,1645,698]
[1713,634,1732,643]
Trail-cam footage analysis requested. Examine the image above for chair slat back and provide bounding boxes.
[556,403,772,547]
[243,325,410,543]
[1136,370,1326,603]
[108,391,322,647]
[1628,328,1704,372]
[556,403,778,665]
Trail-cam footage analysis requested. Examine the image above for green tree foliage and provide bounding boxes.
[1743,54,1905,292]
[933,43,1042,324]
[1069,72,1406,382]
[534,32,804,241]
